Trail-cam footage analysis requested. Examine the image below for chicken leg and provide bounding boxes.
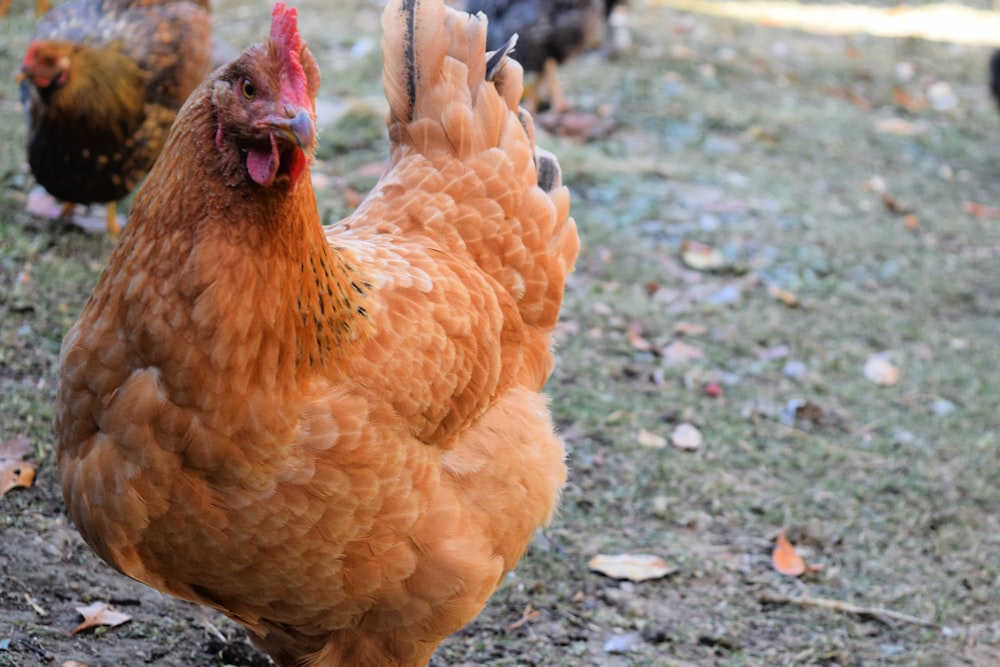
[105,201,121,236]
[57,200,121,236]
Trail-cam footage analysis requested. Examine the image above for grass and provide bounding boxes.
[3,0,1000,665]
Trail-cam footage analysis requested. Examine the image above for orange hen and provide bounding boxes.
[56,1,578,665]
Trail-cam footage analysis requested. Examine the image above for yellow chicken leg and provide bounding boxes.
[106,201,121,236]
[522,75,541,114]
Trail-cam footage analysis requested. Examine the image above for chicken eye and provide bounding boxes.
[241,78,256,99]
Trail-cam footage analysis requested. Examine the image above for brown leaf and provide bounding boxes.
[673,321,707,336]
[588,554,676,582]
[825,86,872,110]
[626,322,654,353]
[772,530,806,576]
[767,284,800,308]
[637,429,667,449]
[772,530,824,577]
[874,118,927,136]
[881,194,912,215]
[71,602,132,635]
[794,401,825,425]
[680,240,725,271]
[661,340,705,363]
[963,201,1000,219]
[864,354,901,386]
[891,86,926,113]
[1,436,37,498]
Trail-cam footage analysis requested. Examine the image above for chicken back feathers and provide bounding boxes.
[56,0,578,665]
[20,0,212,208]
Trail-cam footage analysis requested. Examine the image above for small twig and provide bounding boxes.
[16,637,51,660]
[201,618,228,643]
[506,603,541,632]
[23,592,48,617]
[108,596,143,606]
[760,592,950,631]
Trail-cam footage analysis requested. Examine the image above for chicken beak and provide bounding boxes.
[260,108,316,152]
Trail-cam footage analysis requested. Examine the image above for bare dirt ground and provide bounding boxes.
[3,0,1000,665]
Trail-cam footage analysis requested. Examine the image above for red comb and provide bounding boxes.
[270,3,311,109]
[270,2,301,53]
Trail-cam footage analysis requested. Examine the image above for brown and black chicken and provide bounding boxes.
[19,0,212,234]
[465,0,625,112]
[0,0,50,18]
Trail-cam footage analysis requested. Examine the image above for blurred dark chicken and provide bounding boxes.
[0,0,50,17]
[465,0,625,111]
[19,0,212,234]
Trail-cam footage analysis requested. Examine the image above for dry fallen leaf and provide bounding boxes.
[874,118,926,136]
[637,429,667,449]
[864,355,901,386]
[588,554,676,582]
[604,410,630,425]
[772,530,824,577]
[673,321,708,336]
[626,322,654,353]
[881,193,913,215]
[670,423,703,450]
[71,602,132,635]
[963,201,1000,219]
[661,340,705,363]
[891,86,926,113]
[826,86,872,111]
[772,530,806,576]
[767,284,800,308]
[680,240,725,271]
[1,436,37,498]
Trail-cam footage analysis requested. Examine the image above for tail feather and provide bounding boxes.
[377,0,579,342]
